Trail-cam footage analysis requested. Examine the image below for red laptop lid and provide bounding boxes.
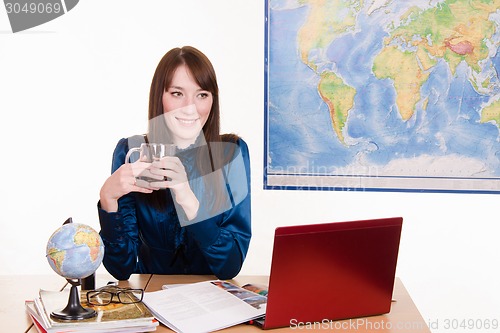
[263,217,403,329]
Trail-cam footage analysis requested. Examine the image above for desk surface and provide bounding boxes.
[2,274,430,333]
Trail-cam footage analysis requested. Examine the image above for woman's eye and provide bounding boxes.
[198,92,210,98]
[171,91,182,97]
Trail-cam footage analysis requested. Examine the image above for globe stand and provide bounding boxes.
[50,278,96,320]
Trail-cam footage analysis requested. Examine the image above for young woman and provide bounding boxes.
[98,46,251,280]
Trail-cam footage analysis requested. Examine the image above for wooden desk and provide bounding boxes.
[4,274,429,333]
[147,275,431,333]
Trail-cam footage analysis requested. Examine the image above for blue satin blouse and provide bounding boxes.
[98,136,251,280]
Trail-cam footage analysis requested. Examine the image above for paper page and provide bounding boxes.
[143,281,266,333]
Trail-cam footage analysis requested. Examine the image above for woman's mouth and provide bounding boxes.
[176,117,198,125]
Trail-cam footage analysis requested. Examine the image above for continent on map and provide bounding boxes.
[318,71,355,143]
[372,45,432,121]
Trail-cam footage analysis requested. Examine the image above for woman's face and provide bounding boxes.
[162,64,213,148]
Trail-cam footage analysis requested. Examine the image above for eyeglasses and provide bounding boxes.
[86,285,144,306]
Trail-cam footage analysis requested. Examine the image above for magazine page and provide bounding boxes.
[143,280,267,333]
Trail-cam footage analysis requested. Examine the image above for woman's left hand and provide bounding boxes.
[149,157,200,220]
[148,156,188,190]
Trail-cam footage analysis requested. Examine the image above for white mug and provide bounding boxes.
[125,143,176,183]
[125,143,176,164]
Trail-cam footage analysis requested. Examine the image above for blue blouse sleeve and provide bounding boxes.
[97,138,141,280]
[184,138,252,280]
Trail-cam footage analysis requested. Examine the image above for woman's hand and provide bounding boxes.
[149,157,200,220]
[99,160,161,213]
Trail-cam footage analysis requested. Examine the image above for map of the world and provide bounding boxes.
[264,0,500,193]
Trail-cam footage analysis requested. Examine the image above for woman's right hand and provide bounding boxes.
[99,160,161,212]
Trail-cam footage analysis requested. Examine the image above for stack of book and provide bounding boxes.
[25,288,158,333]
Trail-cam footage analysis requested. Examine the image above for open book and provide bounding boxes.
[142,280,267,333]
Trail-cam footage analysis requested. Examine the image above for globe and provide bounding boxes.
[46,223,104,280]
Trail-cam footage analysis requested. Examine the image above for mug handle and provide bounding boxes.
[125,147,141,164]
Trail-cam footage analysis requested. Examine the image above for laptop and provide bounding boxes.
[256,216,403,329]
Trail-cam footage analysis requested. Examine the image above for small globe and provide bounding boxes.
[46,223,104,280]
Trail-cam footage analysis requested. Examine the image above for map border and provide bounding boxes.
[263,0,500,194]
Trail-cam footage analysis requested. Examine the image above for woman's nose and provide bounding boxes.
[181,103,197,115]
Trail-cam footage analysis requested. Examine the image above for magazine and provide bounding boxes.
[142,280,267,333]
[25,288,158,333]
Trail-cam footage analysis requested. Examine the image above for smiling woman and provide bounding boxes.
[97,46,252,281]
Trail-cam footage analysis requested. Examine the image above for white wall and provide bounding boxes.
[1,1,499,332]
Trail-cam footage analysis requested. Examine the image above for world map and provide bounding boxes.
[265,0,500,192]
